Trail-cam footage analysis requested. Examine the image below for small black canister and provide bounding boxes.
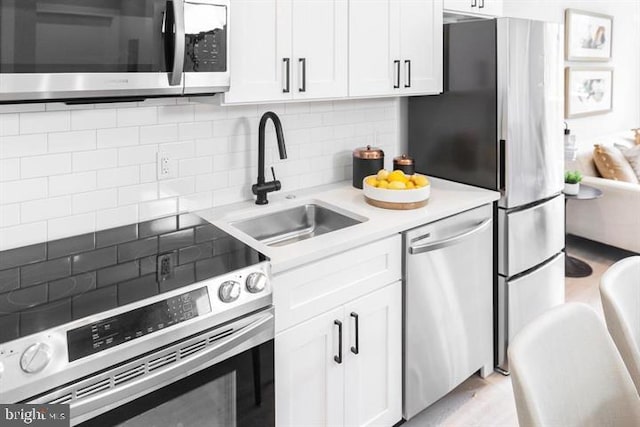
[393,154,415,175]
[352,145,384,189]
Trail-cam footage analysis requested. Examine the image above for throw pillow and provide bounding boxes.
[592,144,639,184]
[615,143,640,181]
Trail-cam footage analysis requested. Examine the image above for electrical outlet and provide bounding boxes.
[157,151,171,179]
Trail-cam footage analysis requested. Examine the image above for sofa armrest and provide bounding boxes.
[581,176,640,195]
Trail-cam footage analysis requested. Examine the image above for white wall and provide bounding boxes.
[0,98,400,250]
[503,0,640,139]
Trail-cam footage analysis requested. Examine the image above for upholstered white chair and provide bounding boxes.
[508,303,640,427]
[600,256,640,395]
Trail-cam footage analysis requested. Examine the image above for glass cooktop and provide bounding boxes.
[0,213,266,344]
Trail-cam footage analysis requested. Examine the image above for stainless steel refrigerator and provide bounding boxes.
[407,17,565,374]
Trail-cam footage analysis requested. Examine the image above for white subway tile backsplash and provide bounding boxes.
[178,122,213,140]
[140,124,178,145]
[0,204,20,227]
[48,130,97,153]
[21,153,72,178]
[48,213,95,241]
[118,145,157,166]
[0,134,47,159]
[1,178,48,203]
[97,127,139,148]
[71,109,117,130]
[20,111,70,134]
[21,197,72,223]
[97,166,140,189]
[158,105,195,123]
[0,221,47,251]
[72,149,118,172]
[96,205,139,230]
[49,172,96,196]
[159,177,195,198]
[0,114,19,136]
[117,107,157,127]
[0,97,400,249]
[139,198,177,221]
[118,183,158,205]
[73,189,118,214]
[0,159,20,181]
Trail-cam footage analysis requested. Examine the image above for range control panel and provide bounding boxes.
[67,287,211,361]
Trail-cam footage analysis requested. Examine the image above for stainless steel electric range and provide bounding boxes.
[0,213,274,426]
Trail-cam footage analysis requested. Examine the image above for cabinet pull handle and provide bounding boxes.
[334,320,343,364]
[471,0,477,7]
[299,58,307,92]
[479,0,485,8]
[283,58,290,93]
[350,312,359,355]
[393,60,401,89]
[404,60,411,88]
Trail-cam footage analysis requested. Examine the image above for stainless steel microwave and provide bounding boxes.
[0,0,229,102]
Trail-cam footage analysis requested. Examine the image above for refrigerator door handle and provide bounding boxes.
[499,139,506,192]
[409,219,492,254]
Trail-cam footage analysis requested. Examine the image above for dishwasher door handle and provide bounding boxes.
[409,219,492,255]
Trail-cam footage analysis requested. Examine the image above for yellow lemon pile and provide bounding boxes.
[364,169,429,190]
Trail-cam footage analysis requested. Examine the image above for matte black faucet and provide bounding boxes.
[252,112,287,205]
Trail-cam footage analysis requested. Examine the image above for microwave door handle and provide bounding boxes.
[409,219,492,254]
[169,0,185,86]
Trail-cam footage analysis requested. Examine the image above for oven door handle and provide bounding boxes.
[169,0,185,86]
[60,309,274,425]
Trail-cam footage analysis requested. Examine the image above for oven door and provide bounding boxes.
[29,308,274,427]
[0,0,185,102]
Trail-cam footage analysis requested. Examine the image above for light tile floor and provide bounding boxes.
[404,235,637,427]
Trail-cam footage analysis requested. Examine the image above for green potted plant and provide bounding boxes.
[564,170,583,195]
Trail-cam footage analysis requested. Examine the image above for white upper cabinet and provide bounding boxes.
[399,0,443,95]
[225,0,291,104]
[349,0,442,97]
[225,0,348,104]
[291,0,348,99]
[444,0,502,16]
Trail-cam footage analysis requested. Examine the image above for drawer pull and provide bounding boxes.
[350,312,359,355]
[334,320,343,364]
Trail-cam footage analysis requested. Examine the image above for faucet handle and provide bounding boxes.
[270,166,277,182]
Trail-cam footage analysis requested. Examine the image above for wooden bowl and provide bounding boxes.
[362,174,430,210]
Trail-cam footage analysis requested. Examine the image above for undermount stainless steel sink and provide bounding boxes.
[230,203,365,247]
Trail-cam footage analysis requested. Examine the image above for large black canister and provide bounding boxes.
[352,145,384,189]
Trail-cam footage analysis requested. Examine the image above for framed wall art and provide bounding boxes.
[565,67,613,118]
[565,9,613,61]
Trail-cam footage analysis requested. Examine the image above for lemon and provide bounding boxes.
[388,181,407,190]
[388,170,409,183]
[406,181,416,189]
[413,175,429,188]
[364,176,378,187]
[377,180,390,189]
[376,169,390,180]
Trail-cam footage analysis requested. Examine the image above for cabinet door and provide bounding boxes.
[444,0,502,16]
[224,0,292,103]
[477,0,502,16]
[291,0,348,99]
[276,307,345,427]
[345,281,402,427]
[399,0,443,95]
[348,0,401,97]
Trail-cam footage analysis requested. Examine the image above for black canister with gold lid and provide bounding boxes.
[393,154,415,175]
[352,145,384,189]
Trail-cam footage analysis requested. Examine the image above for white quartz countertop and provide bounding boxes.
[196,178,500,274]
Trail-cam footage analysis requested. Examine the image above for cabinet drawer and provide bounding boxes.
[273,235,402,332]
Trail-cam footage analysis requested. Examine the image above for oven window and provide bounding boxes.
[0,0,170,73]
[79,340,274,427]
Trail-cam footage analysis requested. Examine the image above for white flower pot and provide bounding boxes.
[564,182,580,195]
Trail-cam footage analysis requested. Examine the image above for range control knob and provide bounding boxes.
[246,272,268,294]
[20,343,52,374]
[219,280,241,303]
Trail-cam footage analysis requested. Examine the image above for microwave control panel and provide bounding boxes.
[184,3,227,72]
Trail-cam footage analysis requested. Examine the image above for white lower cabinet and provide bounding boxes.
[276,281,402,427]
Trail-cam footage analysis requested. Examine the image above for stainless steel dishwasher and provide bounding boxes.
[403,204,494,420]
